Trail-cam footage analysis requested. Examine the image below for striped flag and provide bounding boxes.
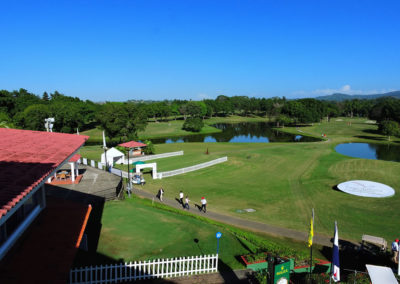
[332,221,340,282]
[308,209,314,247]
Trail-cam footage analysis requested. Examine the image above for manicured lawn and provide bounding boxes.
[96,197,325,268]
[80,117,400,242]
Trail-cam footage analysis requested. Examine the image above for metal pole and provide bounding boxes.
[127,148,131,189]
[217,238,220,254]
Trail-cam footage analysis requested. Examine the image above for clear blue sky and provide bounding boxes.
[1,0,399,101]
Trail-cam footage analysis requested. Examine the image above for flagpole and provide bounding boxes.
[309,208,314,279]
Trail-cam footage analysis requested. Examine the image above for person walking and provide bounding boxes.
[392,239,399,264]
[201,197,207,213]
[184,196,190,210]
[179,191,184,206]
[157,187,164,202]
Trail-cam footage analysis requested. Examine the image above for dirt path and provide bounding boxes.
[131,187,335,247]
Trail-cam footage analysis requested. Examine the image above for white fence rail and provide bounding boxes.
[126,151,184,164]
[80,156,228,180]
[69,254,218,284]
[158,157,228,179]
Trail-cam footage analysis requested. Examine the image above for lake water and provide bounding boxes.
[149,122,320,144]
[335,143,400,162]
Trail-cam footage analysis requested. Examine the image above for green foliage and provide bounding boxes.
[378,120,400,140]
[182,117,204,132]
[97,102,147,141]
[143,140,155,154]
[14,104,50,130]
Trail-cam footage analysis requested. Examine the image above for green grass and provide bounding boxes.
[96,196,325,268]
[80,117,400,243]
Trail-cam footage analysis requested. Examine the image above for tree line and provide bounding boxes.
[1,88,400,140]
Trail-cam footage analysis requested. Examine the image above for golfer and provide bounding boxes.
[201,197,207,213]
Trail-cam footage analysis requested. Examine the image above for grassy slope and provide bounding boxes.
[80,117,400,242]
[96,197,325,268]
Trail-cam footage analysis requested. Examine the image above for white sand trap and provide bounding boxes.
[337,180,395,198]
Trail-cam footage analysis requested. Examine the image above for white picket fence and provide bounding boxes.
[158,157,228,178]
[69,254,218,284]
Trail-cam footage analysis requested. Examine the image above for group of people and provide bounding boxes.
[156,188,207,213]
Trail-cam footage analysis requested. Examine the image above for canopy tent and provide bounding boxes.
[119,141,147,156]
[101,147,125,165]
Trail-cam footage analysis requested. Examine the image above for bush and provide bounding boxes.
[143,140,155,155]
[182,117,204,132]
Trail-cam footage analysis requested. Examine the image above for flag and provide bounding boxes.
[332,221,340,282]
[308,208,314,247]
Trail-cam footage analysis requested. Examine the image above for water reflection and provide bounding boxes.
[335,143,400,162]
[149,122,320,144]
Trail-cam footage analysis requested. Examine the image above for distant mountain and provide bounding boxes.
[315,91,400,101]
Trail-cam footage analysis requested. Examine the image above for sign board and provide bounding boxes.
[216,232,222,239]
[366,264,397,284]
[274,261,290,284]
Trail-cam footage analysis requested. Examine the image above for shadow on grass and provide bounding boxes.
[353,135,386,141]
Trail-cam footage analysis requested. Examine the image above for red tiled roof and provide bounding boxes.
[0,197,92,284]
[0,129,89,220]
[68,154,81,163]
[118,141,147,148]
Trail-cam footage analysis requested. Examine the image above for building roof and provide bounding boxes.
[118,141,147,148]
[0,128,89,219]
[69,154,81,163]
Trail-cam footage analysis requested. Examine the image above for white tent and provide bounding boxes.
[101,147,125,165]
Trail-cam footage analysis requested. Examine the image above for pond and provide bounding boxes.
[335,143,400,162]
[148,122,321,144]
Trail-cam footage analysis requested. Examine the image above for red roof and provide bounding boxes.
[0,128,89,219]
[118,141,147,148]
[68,154,81,163]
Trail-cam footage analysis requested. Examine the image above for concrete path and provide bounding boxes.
[131,187,336,247]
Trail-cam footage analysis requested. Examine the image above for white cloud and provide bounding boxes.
[293,85,396,97]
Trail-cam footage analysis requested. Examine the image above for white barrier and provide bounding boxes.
[158,157,228,179]
[125,151,184,164]
[69,254,218,283]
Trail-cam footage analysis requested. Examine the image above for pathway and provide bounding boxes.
[131,188,339,247]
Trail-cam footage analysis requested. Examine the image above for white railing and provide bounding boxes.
[69,254,218,284]
[80,156,228,180]
[125,151,184,164]
[158,157,228,179]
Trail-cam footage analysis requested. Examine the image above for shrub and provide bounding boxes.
[182,117,204,132]
[143,140,155,155]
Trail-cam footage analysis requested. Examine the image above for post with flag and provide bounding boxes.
[308,208,314,277]
[331,221,340,282]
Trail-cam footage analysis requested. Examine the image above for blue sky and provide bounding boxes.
[1,0,399,101]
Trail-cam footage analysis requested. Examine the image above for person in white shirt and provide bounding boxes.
[201,197,207,213]
[179,191,184,206]
[184,196,190,210]
[392,239,399,264]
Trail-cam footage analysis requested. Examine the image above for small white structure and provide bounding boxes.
[337,180,395,198]
[135,163,158,179]
[101,147,125,165]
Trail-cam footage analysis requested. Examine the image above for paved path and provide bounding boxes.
[132,187,336,247]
